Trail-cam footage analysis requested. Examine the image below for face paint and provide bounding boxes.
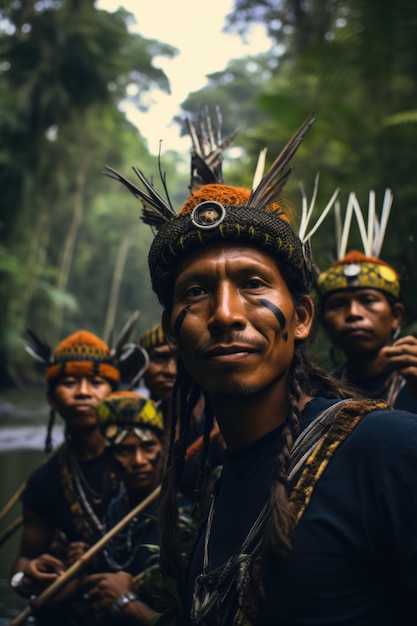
[257,298,288,341]
[173,305,190,338]
[149,449,161,467]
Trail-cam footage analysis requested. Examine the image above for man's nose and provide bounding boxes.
[165,356,177,376]
[208,282,246,333]
[346,300,364,320]
[133,448,147,465]
[76,378,92,395]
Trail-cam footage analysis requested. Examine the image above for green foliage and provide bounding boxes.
[0,0,178,387]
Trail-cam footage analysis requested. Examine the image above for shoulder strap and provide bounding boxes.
[289,398,388,526]
[287,398,351,481]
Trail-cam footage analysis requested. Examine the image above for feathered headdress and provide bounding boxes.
[316,189,401,299]
[25,313,149,452]
[25,311,149,389]
[105,109,340,305]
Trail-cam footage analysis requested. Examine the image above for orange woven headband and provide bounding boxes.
[46,330,120,384]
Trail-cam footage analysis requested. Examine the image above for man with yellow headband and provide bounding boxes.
[80,391,167,625]
[139,323,177,408]
[317,240,417,412]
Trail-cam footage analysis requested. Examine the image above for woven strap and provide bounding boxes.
[233,398,389,626]
[289,398,387,524]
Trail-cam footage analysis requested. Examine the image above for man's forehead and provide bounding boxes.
[175,242,280,276]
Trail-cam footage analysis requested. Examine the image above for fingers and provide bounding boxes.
[66,541,90,566]
[24,554,65,580]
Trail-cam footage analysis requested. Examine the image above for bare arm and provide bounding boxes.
[11,505,57,597]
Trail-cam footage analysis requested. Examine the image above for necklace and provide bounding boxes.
[58,444,111,541]
[191,495,268,625]
[102,493,154,570]
[68,452,106,506]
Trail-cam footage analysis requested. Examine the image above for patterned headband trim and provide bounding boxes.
[148,200,309,300]
[96,391,164,443]
[317,250,400,299]
[140,323,166,352]
[46,330,120,384]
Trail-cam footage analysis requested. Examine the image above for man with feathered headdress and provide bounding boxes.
[106,109,417,626]
[316,190,417,411]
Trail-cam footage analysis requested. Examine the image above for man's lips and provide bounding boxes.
[131,471,152,480]
[341,327,373,337]
[203,344,258,360]
[72,404,95,412]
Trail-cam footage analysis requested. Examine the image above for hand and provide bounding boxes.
[381,335,417,400]
[83,571,134,618]
[20,554,65,596]
[66,541,90,567]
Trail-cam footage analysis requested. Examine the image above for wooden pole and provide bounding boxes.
[0,484,26,523]
[10,485,161,626]
[0,517,23,548]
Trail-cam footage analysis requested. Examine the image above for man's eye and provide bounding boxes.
[184,286,206,298]
[326,300,345,310]
[92,378,106,386]
[62,379,76,386]
[245,278,264,289]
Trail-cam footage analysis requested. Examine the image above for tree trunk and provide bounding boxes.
[53,165,87,339]
[102,234,133,344]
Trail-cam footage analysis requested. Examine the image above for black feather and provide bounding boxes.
[25,328,52,365]
[104,165,176,230]
[248,112,316,211]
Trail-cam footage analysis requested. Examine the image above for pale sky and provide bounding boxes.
[97,0,271,154]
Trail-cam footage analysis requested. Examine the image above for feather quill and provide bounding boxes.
[247,112,316,211]
[187,106,238,194]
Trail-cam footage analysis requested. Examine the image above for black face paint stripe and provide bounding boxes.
[173,306,190,338]
[149,450,161,467]
[258,298,287,330]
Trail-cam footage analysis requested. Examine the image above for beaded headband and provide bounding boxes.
[139,323,166,353]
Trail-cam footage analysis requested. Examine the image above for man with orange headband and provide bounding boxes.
[317,230,417,412]
[10,327,145,600]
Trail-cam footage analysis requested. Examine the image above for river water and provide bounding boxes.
[0,388,65,625]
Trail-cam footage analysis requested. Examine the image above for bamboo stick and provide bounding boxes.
[0,484,26,523]
[10,485,162,626]
[0,517,23,548]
